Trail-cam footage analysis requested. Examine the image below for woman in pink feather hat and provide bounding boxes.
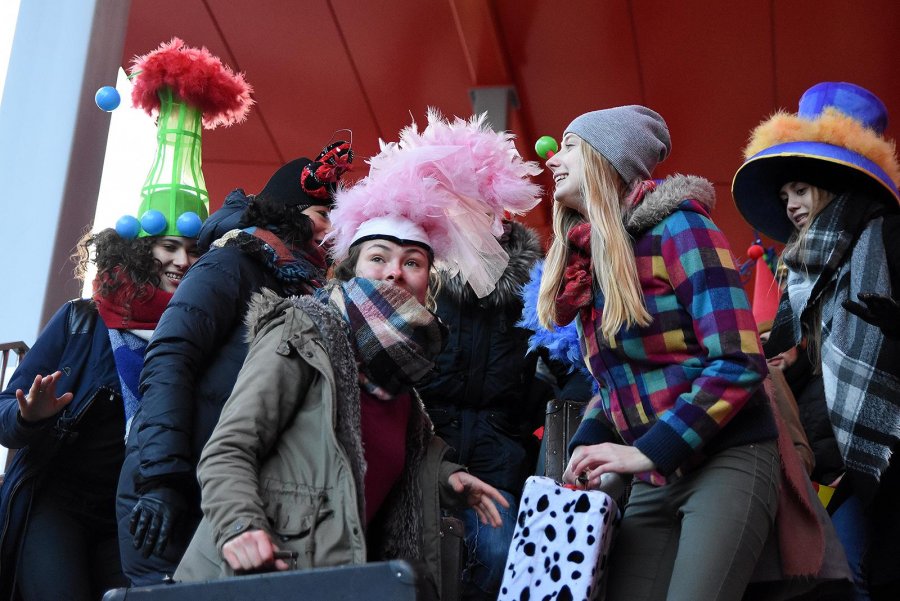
[173,110,543,597]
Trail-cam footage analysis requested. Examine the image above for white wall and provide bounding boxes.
[0,0,131,347]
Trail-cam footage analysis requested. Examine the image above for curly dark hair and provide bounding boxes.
[238,194,314,247]
[75,228,161,302]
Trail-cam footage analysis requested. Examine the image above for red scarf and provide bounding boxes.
[553,181,659,326]
[554,222,593,326]
[92,268,172,329]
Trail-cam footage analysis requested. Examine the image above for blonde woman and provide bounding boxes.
[541,106,780,600]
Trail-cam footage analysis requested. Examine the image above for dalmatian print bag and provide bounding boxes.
[499,476,620,601]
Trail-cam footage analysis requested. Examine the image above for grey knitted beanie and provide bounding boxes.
[565,105,671,184]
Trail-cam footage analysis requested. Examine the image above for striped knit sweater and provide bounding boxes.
[569,174,777,485]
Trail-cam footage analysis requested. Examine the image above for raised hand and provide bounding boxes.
[15,371,73,422]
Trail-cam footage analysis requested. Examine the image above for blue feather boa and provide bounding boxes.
[517,261,595,390]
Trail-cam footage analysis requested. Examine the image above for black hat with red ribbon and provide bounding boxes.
[259,139,353,208]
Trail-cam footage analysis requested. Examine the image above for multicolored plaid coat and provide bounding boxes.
[569,175,776,485]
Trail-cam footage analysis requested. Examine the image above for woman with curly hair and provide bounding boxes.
[0,227,200,601]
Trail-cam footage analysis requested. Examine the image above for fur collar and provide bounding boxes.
[625,174,716,234]
[438,221,543,309]
[243,287,293,341]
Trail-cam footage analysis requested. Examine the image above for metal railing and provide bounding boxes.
[1,341,29,386]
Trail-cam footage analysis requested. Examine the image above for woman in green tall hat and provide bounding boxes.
[113,38,356,586]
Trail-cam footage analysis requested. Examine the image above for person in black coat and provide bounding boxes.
[416,219,544,601]
[116,146,352,585]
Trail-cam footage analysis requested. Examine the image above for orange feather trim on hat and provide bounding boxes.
[743,108,900,187]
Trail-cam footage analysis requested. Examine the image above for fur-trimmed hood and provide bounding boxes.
[438,220,543,309]
[625,174,716,234]
[243,287,296,342]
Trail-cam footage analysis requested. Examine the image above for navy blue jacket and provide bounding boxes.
[0,299,119,599]
[121,190,284,500]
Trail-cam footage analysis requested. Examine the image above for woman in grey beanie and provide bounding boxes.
[532,105,805,600]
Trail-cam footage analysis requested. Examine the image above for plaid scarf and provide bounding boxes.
[212,227,325,295]
[771,194,900,501]
[318,278,445,398]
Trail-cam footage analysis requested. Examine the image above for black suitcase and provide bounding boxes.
[102,560,436,600]
[542,399,588,481]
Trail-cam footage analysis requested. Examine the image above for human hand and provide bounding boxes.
[15,371,73,423]
[766,346,800,370]
[564,443,654,488]
[129,487,187,558]
[222,529,292,573]
[448,471,510,528]
[842,293,900,339]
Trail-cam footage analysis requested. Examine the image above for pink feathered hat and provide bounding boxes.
[328,109,543,297]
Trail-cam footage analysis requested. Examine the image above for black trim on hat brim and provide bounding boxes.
[733,153,900,243]
[350,234,435,263]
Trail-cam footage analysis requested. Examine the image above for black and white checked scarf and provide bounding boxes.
[771,194,900,501]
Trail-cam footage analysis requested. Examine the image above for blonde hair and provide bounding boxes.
[538,142,651,339]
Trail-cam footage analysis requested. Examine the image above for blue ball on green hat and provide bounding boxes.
[115,215,141,239]
[176,212,203,238]
[140,210,168,236]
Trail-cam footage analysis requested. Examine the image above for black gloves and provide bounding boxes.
[842,293,900,339]
[129,487,187,558]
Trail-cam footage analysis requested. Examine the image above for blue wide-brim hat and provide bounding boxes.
[732,82,900,243]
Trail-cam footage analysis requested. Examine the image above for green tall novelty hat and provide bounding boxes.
[116,38,254,239]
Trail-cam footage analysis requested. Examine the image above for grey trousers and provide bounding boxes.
[607,440,780,601]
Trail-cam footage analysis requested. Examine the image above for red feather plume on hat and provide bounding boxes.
[130,37,254,129]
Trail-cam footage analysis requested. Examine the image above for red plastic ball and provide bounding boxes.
[747,244,764,260]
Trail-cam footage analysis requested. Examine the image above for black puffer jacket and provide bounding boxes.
[417,221,544,492]
[116,190,300,583]
[123,190,283,496]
